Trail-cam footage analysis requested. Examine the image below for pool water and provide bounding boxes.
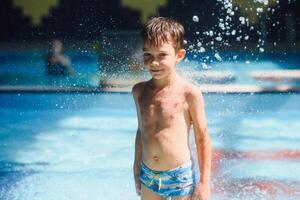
[1,51,300,87]
[0,51,100,87]
[0,92,299,200]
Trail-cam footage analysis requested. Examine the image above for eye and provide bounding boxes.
[143,53,152,63]
[143,53,150,57]
[159,53,167,58]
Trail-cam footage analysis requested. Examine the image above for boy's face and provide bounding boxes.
[143,41,185,80]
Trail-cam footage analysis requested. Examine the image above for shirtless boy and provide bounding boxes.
[132,17,212,200]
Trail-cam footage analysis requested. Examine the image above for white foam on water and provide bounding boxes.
[58,116,136,130]
[2,172,138,200]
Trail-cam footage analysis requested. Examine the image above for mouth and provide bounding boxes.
[151,69,162,73]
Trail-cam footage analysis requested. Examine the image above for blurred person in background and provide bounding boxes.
[46,38,75,77]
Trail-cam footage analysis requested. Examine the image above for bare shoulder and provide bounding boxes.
[183,81,204,104]
[132,81,147,98]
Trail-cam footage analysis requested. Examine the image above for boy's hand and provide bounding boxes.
[191,183,210,200]
[135,180,141,196]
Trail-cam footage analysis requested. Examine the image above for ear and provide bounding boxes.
[176,49,186,64]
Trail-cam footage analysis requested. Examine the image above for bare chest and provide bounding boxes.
[139,92,187,123]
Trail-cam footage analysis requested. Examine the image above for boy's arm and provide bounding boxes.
[133,129,142,194]
[132,83,143,195]
[187,86,212,191]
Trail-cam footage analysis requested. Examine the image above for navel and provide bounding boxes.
[153,155,159,162]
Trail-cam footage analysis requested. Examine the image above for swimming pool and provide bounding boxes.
[0,92,299,200]
[1,50,300,88]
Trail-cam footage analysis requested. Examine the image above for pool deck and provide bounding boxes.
[250,70,300,82]
[1,70,300,93]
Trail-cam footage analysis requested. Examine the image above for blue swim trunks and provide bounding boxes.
[139,160,197,198]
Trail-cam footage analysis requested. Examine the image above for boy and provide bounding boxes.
[132,17,212,200]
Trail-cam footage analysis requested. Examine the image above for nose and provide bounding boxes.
[150,59,159,67]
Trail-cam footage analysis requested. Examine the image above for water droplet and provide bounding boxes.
[255,0,269,5]
[259,47,265,53]
[198,47,206,53]
[215,36,223,41]
[239,16,246,25]
[257,8,263,13]
[219,23,225,30]
[201,63,211,69]
[214,53,222,61]
[192,15,199,22]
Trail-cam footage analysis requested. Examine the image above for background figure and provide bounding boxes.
[46,39,75,77]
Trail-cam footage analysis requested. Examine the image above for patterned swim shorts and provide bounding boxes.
[139,160,197,198]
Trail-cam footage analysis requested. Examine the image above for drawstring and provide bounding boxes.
[150,174,162,190]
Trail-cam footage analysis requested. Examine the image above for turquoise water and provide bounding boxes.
[0,51,99,87]
[0,92,299,200]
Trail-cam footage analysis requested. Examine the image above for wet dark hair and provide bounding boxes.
[141,17,185,50]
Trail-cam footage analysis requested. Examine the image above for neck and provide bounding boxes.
[151,71,179,89]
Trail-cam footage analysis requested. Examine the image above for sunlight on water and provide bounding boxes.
[0,93,299,199]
